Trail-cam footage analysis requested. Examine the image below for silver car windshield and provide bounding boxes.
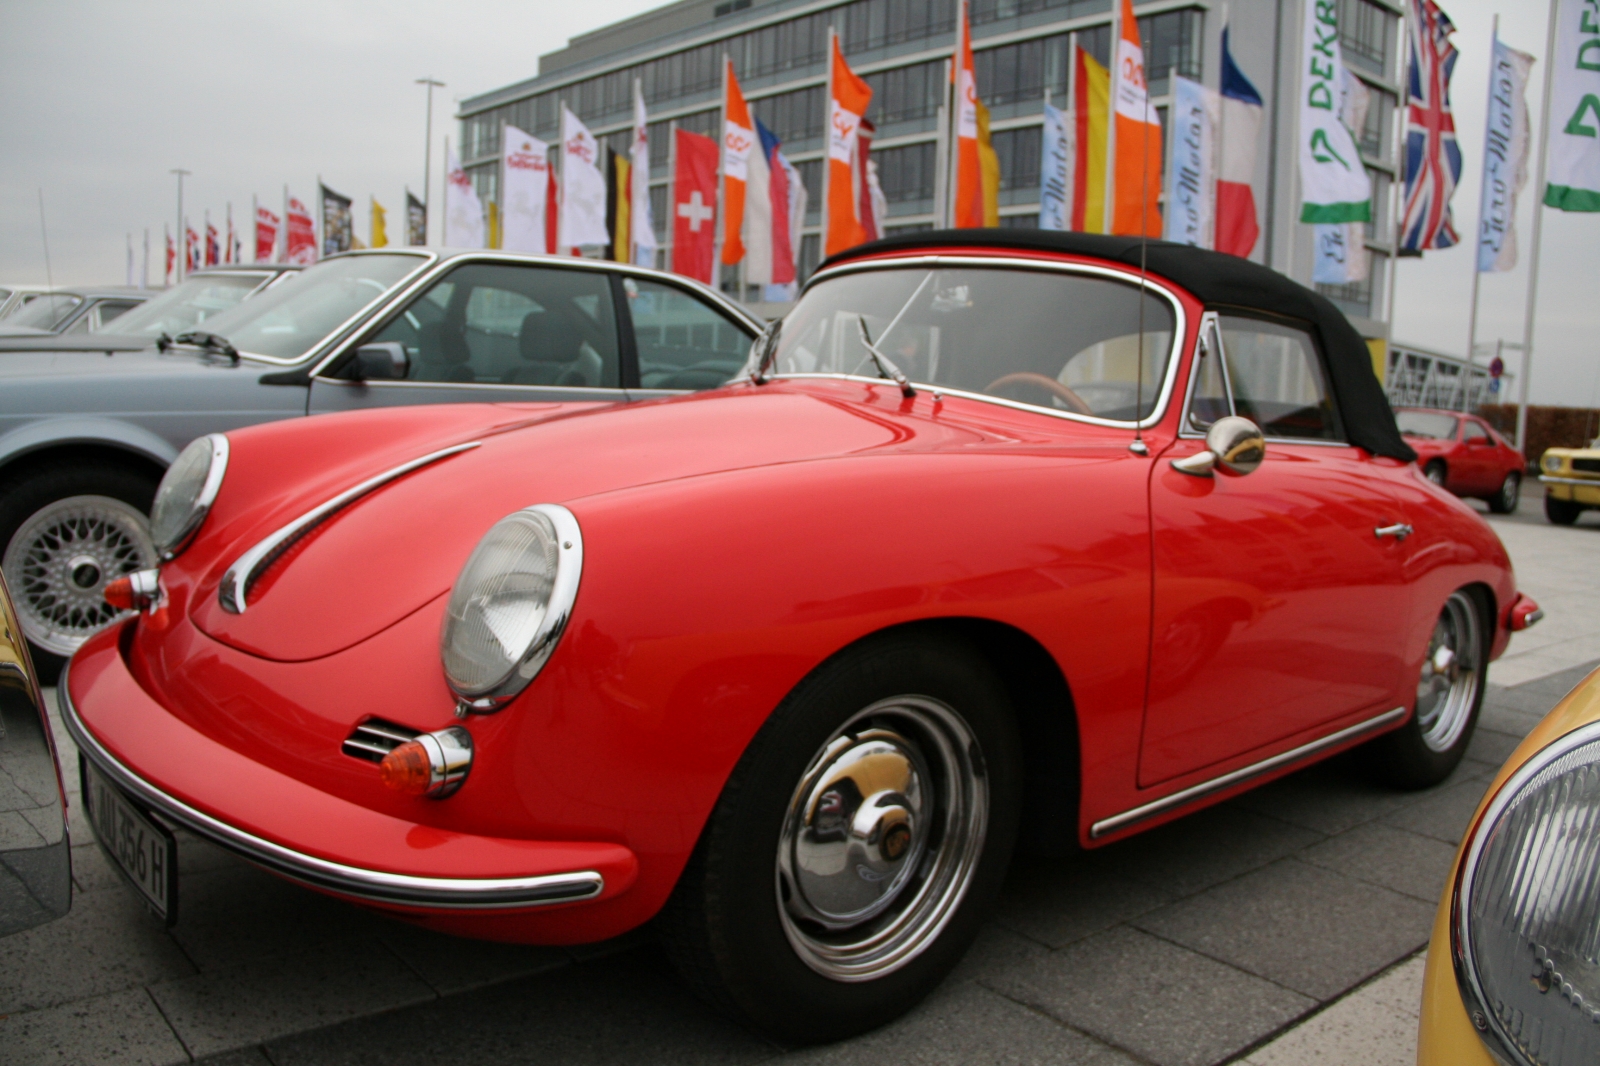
[6,294,82,331]
[191,254,427,363]
[775,266,1176,422]
[109,273,269,338]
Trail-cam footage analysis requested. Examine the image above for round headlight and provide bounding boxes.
[149,434,229,559]
[439,504,583,711]
[1456,720,1600,1066]
[1544,454,1563,473]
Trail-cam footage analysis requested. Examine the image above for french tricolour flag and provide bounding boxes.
[1216,27,1263,258]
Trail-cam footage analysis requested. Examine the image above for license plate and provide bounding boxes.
[82,757,177,925]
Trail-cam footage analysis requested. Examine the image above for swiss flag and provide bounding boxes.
[671,128,719,285]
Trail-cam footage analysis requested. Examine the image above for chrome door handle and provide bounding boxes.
[1374,523,1414,541]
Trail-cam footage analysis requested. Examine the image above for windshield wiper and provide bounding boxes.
[173,330,240,364]
[155,331,174,352]
[856,316,915,399]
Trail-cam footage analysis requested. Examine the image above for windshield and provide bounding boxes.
[191,254,427,362]
[1396,411,1458,440]
[109,273,269,337]
[7,293,82,331]
[774,266,1176,421]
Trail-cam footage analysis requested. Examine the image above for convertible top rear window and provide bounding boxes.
[777,266,1176,422]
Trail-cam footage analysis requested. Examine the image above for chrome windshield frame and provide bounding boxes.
[783,254,1189,431]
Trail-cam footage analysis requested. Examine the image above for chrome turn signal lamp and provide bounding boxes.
[1454,719,1600,1066]
[439,504,583,714]
[378,726,473,798]
[149,434,229,560]
[103,568,161,612]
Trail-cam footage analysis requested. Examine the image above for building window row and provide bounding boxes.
[1337,0,1398,78]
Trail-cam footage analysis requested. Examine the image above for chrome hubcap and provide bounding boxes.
[2,496,155,656]
[1502,476,1519,510]
[1416,591,1481,752]
[776,696,987,982]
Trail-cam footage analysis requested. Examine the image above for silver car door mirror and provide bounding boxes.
[1171,416,1266,478]
[353,342,409,381]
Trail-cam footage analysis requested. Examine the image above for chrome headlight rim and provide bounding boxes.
[440,503,583,712]
[1452,717,1600,1065]
[151,434,229,560]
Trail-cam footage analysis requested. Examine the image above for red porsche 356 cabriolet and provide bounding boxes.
[64,231,1536,1042]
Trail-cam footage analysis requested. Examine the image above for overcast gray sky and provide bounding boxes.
[1,0,1592,405]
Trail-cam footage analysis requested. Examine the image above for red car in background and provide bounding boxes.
[1396,407,1526,513]
[63,231,1535,1043]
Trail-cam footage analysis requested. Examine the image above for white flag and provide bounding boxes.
[1543,0,1600,212]
[1478,35,1536,270]
[1298,0,1371,223]
[1163,76,1217,247]
[1039,100,1074,231]
[501,125,551,254]
[559,106,610,249]
[1314,64,1372,282]
[445,147,485,249]
[631,83,657,265]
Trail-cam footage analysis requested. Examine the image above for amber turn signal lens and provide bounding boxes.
[103,577,135,611]
[379,742,433,795]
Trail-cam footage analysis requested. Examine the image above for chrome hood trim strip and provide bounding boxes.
[1090,706,1407,839]
[60,660,604,909]
[220,441,481,613]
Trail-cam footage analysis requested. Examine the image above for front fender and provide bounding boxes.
[0,415,181,471]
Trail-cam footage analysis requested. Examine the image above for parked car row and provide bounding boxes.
[8,232,1591,1059]
[0,286,148,337]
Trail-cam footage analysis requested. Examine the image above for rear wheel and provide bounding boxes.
[659,630,1022,1045]
[0,463,158,680]
[1487,472,1521,514]
[1357,588,1488,789]
[1545,493,1583,526]
[1423,460,1447,488]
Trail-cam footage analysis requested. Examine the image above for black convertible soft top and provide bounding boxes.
[822,229,1414,462]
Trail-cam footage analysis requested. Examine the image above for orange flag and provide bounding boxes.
[721,60,754,265]
[1111,0,1163,236]
[825,34,873,256]
[952,0,984,229]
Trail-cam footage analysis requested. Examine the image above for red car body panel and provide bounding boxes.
[1400,408,1525,499]
[69,248,1520,945]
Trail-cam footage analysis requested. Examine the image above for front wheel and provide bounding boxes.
[659,630,1022,1044]
[0,463,159,679]
[1423,460,1447,488]
[1487,471,1521,514]
[1356,588,1488,789]
[1546,493,1583,525]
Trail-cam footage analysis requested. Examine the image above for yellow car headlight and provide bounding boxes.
[1543,454,1564,473]
[1455,720,1600,1066]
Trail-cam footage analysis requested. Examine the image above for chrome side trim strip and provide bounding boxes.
[1089,707,1408,839]
[1539,475,1600,486]
[59,660,605,909]
[220,441,481,613]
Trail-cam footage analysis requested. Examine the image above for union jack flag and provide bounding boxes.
[1399,0,1462,251]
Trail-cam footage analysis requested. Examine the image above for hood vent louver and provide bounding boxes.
[342,719,422,764]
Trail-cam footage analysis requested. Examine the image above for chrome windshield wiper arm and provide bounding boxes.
[173,330,240,364]
[856,316,915,399]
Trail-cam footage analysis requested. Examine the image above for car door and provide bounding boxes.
[1141,312,1413,786]
[307,259,631,413]
[1457,419,1495,492]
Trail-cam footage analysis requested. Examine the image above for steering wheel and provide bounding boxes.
[984,372,1094,415]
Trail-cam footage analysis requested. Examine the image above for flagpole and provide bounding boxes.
[1103,4,1120,234]
[821,27,835,254]
[317,175,324,259]
[1515,0,1560,453]
[281,185,288,263]
[935,58,951,229]
[667,119,679,274]
[142,228,149,289]
[714,55,729,293]
[1067,35,1080,230]
[443,138,451,247]
[1463,14,1499,412]
[1385,1,1410,350]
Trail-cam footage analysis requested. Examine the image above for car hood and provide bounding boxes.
[184,383,973,662]
[0,346,292,414]
[0,330,154,353]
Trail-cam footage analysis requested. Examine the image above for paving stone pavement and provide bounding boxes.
[1,490,1593,1066]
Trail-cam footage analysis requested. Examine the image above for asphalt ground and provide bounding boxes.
[3,486,1596,1066]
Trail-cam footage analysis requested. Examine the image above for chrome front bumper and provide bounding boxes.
[59,659,604,910]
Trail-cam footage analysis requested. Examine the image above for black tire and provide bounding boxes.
[0,461,159,682]
[1357,587,1490,790]
[658,629,1023,1045]
[1487,472,1520,514]
[1545,493,1583,526]
[1423,460,1447,488]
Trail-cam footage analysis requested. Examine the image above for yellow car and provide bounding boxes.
[1539,439,1600,524]
[1418,663,1600,1065]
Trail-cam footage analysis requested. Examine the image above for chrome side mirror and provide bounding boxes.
[1171,416,1266,477]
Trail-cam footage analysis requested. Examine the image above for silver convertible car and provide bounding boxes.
[0,249,759,672]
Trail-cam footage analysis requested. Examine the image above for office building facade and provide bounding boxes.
[457,0,1406,336]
